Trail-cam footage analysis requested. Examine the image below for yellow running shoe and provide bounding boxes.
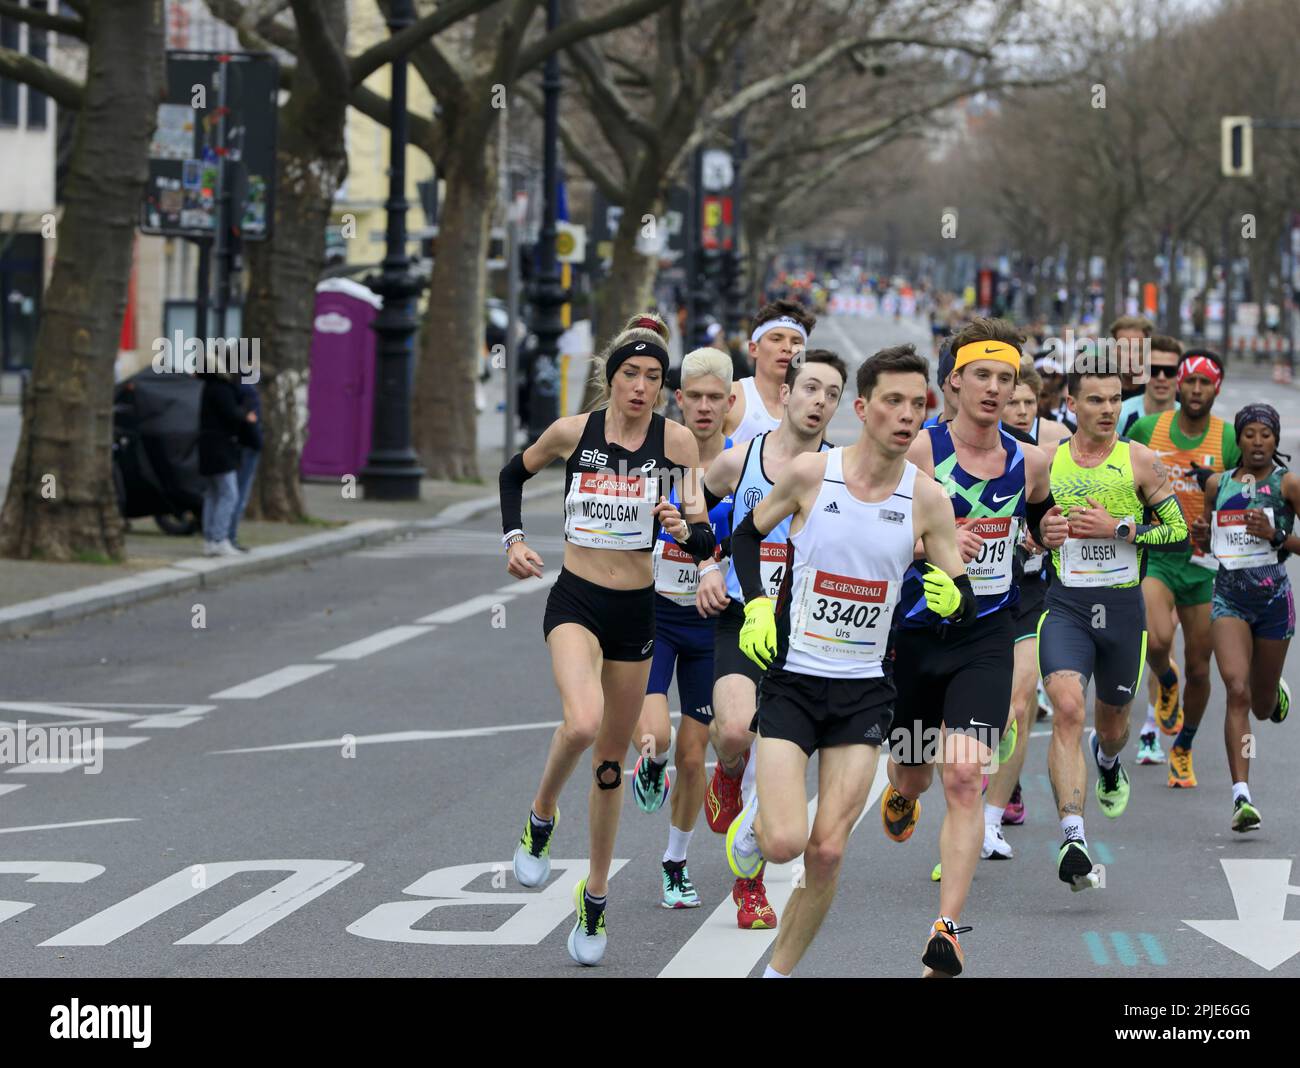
[881,784,921,842]
[1168,745,1197,788]
[1155,662,1183,735]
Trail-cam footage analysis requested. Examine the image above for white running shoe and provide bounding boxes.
[214,539,242,557]
[567,878,607,966]
[981,823,1014,859]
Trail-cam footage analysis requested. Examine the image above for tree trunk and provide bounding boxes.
[581,194,660,411]
[412,113,495,482]
[242,3,349,522]
[0,1,164,561]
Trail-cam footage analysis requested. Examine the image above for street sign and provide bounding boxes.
[1221,116,1253,178]
[556,222,585,263]
[140,51,279,239]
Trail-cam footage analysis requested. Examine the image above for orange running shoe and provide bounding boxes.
[880,784,921,842]
[1167,745,1197,788]
[1155,661,1183,736]
[921,917,972,977]
[733,873,777,930]
[705,750,748,833]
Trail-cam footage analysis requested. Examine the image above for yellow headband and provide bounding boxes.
[953,340,1021,374]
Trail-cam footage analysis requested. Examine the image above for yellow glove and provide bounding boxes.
[739,597,777,670]
[922,563,961,618]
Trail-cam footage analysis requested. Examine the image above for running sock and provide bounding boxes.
[664,825,693,864]
[1232,781,1252,803]
[529,809,554,831]
[584,889,607,910]
[1174,723,1198,750]
[763,965,789,978]
[1142,704,1158,735]
[1158,667,1177,688]
[1060,815,1086,843]
[984,803,1005,827]
[1095,745,1119,770]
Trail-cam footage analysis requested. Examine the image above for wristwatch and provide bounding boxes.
[1270,528,1288,549]
[1114,517,1134,543]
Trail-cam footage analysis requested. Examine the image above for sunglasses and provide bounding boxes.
[1148,364,1179,378]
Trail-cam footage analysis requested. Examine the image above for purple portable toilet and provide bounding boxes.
[301,278,384,479]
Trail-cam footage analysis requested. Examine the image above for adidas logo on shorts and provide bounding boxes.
[823,501,841,514]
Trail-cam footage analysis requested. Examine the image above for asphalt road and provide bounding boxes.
[1,314,1297,978]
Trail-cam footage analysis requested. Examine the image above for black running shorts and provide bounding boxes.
[756,666,895,757]
[543,567,655,662]
[888,609,1013,764]
[714,599,763,685]
[1012,575,1048,642]
[1037,584,1147,707]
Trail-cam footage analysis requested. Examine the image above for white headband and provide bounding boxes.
[750,316,808,345]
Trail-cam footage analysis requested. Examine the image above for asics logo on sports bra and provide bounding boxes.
[579,448,609,467]
[823,501,841,514]
[640,459,658,473]
[991,491,1018,503]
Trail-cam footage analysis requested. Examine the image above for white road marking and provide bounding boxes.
[658,756,891,978]
[0,817,138,835]
[822,314,870,369]
[317,625,435,661]
[72,736,149,751]
[0,785,26,798]
[209,664,336,700]
[416,595,510,624]
[494,572,560,596]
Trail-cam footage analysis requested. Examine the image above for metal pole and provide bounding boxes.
[525,0,565,443]
[212,55,230,340]
[195,238,210,346]
[361,0,425,499]
[505,208,521,466]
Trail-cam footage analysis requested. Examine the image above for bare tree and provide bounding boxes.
[0,0,164,561]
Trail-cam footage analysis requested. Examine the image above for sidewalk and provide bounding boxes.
[0,442,560,639]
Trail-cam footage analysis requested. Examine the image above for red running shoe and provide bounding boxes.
[705,750,748,833]
[732,873,777,930]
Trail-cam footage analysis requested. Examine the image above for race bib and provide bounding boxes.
[1212,508,1278,571]
[958,516,1016,595]
[789,569,896,663]
[564,471,658,550]
[760,541,789,600]
[1058,536,1139,588]
[653,539,700,605]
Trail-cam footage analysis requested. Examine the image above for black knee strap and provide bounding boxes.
[595,760,622,790]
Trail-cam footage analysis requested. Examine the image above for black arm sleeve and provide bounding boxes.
[1025,491,1057,546]
[682,521,717,564]
[951,574,978,626]
[704,483,727,512]
[499,452,536,534]
[730,511,767,602]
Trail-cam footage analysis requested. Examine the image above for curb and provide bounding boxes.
[0,479,562,640]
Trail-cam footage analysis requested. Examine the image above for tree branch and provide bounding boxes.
[516,79,624,203]
[350,0,497,86]
[0,47,84,109]
[349,82,441,159]
[515,0,674,75]
[563,28,658,152]
[205,0,292,53]
[0,0,85,38]
[288,0,349,97]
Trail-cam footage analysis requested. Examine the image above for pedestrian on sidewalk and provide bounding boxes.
[198,368,258,557]
[226,381,262,552]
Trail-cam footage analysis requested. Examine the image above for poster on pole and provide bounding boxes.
[140,51,279,240]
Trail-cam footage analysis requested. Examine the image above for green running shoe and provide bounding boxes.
[1091,731,1130,818]
[1136,731,1166,765]
[725,793,764,880]
[1231,796,1262,833]
[1271,678,1290,724]
[997,717,1018,766]
[930,861,942,882]
[1057,836,1098,892]
[632,754,671,813]
[660,860,701,908]
[513,807,558,888]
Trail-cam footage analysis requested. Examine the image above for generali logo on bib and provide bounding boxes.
[958,517,1014,538]
[812,571,888,602]
[578,472,645,496]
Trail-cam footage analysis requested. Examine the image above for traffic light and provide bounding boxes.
[1221,116,1253,178]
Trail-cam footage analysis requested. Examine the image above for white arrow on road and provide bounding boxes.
[1186,859,1300,971]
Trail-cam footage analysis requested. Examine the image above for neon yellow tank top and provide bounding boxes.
[1049,438,1146,587]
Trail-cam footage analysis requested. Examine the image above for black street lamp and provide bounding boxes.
[525,0,567,443]
[361,0,425,500]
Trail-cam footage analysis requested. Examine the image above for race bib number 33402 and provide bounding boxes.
[790,569,896,662]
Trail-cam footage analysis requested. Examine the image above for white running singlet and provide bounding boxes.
[732,377,782,444]
[779,450,918,680]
